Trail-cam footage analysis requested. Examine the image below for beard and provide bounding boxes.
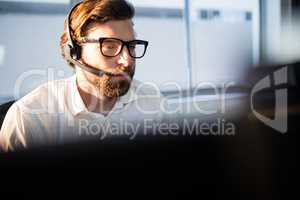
[93,66,135,98]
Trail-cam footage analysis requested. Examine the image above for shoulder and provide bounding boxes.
[14,77,72,112]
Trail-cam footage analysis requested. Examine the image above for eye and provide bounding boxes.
[103,42,118,49]
[102,39,122,49]
[106,45,115,49]
[129,45,136,50]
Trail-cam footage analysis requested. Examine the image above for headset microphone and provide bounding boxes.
[63,2,113,77]
[63,48,114,77]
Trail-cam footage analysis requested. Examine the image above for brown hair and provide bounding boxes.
[60,0,135,68]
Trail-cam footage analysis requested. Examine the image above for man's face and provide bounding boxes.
[79,19,136,98]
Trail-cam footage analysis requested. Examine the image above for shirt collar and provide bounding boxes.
[69,75,88,116]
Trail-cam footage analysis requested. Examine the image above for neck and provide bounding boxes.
[76,78,117,116]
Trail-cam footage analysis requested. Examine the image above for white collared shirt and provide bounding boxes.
[0,75,165,151]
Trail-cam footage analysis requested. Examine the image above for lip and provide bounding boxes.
[113,73,130,80]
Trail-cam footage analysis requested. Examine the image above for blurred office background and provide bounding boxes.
[0,0,300,104]
[1,2,299,198]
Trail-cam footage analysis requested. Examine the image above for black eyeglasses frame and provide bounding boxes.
[80,37,149,59]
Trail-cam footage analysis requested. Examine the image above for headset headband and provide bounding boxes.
[63,1,113,77]
[66,2,83,51]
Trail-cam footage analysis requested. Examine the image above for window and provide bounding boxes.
[188,0,260,86]
[0,0,261,104]
[129,0,188,92]
[0,1,70,103]
[0,0,69,3]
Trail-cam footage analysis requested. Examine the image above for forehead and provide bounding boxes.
[85,19,135,41]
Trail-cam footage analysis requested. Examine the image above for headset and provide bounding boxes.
[63,1,113,77]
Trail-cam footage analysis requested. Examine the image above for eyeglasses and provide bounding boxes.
[80,37,149,59]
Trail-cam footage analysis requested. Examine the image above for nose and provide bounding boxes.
[117,46,134,67]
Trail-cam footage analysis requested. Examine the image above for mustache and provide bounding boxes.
[110,66,134,77]
[80,59,134,77]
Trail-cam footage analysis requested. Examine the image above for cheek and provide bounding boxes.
[82,46,118,69]
[82,45,100,64]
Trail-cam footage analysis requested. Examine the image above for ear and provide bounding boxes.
[63,43,73,60]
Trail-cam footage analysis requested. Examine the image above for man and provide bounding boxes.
[0,0,165,151]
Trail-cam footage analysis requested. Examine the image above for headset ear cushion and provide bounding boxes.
[67,43,80,60]
[74,44,81,60]
[64,43,81,60]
